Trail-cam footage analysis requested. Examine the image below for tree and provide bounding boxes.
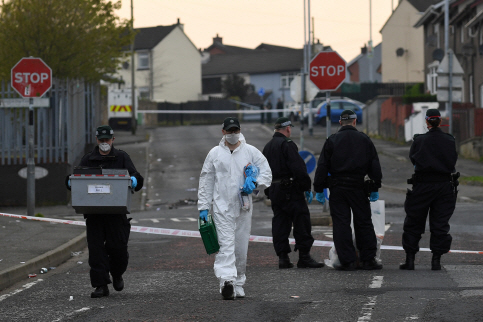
[222,73,253,101]
[0,0,134,81]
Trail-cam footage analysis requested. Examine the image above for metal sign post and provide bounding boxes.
[27,98,35,217]
[326,92,331,139]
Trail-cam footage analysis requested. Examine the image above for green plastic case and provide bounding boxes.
[198,214,220,255]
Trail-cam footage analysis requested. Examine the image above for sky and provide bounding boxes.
[116,0,396,62]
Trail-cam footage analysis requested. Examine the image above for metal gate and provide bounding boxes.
[0,79,99,165]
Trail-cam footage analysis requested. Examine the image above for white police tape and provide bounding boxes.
[1,212,482,254]
[138,108,294,114]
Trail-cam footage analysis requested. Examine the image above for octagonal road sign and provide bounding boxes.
[11,57,52,98]
[309,51,346,91]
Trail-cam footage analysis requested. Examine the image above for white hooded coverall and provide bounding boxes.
[198,133,272,289]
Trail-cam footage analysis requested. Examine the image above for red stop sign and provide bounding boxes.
[309,51,346,91]
[11,57,52,98]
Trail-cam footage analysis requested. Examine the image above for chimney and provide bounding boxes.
[361,44,367,55]
[213,34,222,44]
[176,18,184,31]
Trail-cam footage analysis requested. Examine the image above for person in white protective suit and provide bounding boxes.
[198,117,272,300]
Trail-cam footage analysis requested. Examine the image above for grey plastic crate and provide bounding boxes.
[70,169,133,214]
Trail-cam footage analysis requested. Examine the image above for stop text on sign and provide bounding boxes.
[14,72,50,84]
[310,65,345,77]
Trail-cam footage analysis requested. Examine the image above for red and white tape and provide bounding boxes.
[1,212,482,254]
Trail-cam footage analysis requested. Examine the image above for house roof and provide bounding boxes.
[202,50,304,76]
[205,41,255,55]
[347,43,382,66]
[407,0,442,12]
[255,43,299,52]
[133,25,178,50]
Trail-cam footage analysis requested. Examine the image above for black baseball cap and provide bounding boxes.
[222,117,240,130]
[340,109,357,120]
[274,117,294,129]
[426,109,441,118]
[96,125,114,139]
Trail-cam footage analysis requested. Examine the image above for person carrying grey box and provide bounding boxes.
[66,125,144,298]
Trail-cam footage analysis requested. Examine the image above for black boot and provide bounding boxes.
[297,251,325,268]
[399,253,415,270]
[112,276,124,291]
[278,252,294,269]
[361,258,383,270]
[431,253,442,271]
[91,285,109,298]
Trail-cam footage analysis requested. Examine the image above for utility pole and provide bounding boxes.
[131,0,137,135]
[368,0,374,82]
[307,0,314,136]
[301,0,306,150]
[444,0,453,134]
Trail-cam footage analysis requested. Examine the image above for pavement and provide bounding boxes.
[1,123,482,292]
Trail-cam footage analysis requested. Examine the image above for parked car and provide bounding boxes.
[314,98,364,125]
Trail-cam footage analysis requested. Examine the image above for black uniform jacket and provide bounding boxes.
[313,126,382,192]
[263,132,311,202]
[410,127,457,174]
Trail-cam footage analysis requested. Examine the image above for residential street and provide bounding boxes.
[1,123,483,322]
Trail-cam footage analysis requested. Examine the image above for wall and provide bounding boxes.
[362,95,392,136]
[381,0,425,83]
[380,97,412,141]
[0,163,71,206]
[152,27,201,103]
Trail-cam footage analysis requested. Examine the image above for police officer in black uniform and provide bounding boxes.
[313,110,382,271]
[67,125,144,298]
[400,109,458,271]
[263,117,324,269]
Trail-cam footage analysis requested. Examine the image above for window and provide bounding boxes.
[427,62,439,95]
[139,87,150,100]
[434,24,440,48]
[137,52,149,70]
[280,72,296,89]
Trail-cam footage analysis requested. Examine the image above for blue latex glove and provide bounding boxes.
[305,191,313,204]
[67,179,71,188]
[316,192,325,205]
[370,192,379,202]
[242,178,256,194]
[131,176,137,189]
[199,209,208,222]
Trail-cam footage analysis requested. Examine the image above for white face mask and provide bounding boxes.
[99,142,111,152]
[225,133,240,145]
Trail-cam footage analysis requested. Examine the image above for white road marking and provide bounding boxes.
[0,279,43,302]
[52,307,91,322]
[357,276,384,321]
[357,295,378,321]
[405,315,419,320]
[369,276,384,288]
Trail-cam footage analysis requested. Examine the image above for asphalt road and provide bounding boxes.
[1,123,483,322]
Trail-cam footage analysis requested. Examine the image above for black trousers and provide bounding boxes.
[271,198,314,255]
[329,187,377,265]
[402,182,456,255]
[85,214,131,287]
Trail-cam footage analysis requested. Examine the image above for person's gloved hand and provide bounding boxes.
[242,179,256,194]
[316,192,325,205]
[131,176,137,189]
[67,179,71,188]
[305,191,313,204]
[370,192,379,202]
[199,209,208,222]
